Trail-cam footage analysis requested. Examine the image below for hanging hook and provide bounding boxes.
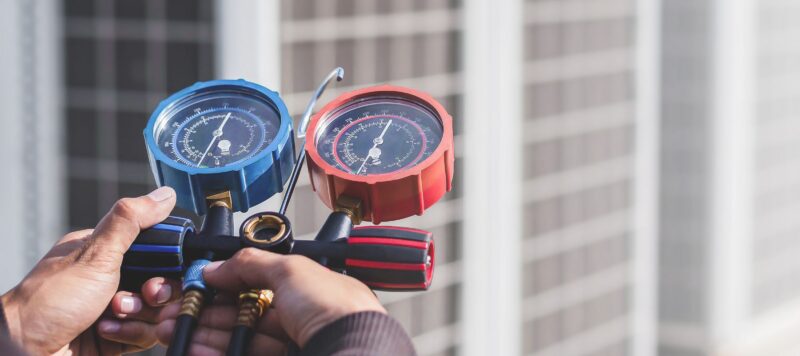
[279,67,344,215]
[297,67,344,139]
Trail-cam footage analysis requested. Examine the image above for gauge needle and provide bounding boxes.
[198,112,231,167]
[356,119,393,175]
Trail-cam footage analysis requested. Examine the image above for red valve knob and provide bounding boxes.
[344,226,434,291]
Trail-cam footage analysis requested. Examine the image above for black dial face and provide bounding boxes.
[153,91,281,168]
[314,97,443,176]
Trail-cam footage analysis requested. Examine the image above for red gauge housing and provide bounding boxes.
[305,85,454,224]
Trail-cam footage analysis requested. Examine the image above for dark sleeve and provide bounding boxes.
[299,311,416,356]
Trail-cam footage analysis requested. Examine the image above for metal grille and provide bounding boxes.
[63,0,215,230]
[521,0,636,355]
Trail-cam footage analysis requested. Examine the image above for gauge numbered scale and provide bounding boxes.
[144,80,295,214]
[306,85,454,223]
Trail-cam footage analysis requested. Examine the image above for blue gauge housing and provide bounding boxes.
[143,79,295,215]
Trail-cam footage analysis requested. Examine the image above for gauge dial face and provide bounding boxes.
[314,97,444,176]
[153,90,281,168]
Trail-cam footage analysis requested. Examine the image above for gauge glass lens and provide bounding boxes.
[315,96,443,176]
[153,90,281,168]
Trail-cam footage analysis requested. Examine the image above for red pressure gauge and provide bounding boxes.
[305,85,454,224]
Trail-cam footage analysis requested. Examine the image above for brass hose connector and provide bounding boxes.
[206,191,233,210]
[236,289,274,327]
[334,195,363,225]
[179,290,205,318]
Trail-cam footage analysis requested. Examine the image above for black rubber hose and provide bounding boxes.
[226,325,254,356]
[166,314,198,356]
[168,202,232,356]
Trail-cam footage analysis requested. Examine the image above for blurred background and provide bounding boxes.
[3,0,800,355]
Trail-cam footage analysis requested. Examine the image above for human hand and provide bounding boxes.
[156,249,386,354]
[156,291,288,355]
[95,277,182,353]
[1,187,177,355]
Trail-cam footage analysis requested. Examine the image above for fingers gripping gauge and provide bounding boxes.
[144,80,295,214]
[305,85,455,223]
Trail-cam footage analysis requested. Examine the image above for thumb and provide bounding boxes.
[83,187,176,263]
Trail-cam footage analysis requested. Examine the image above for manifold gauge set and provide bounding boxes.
[119,67,454,356]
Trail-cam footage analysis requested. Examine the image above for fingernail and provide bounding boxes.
[156,283,172,304]
[99,319,121,334]
[147,187,174,202]
[120,296,142,314]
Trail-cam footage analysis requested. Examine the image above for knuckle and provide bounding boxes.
[155,331,170,345]
[112,198,139,221]
[155,321,175,343]
[128,324,157,348]
[53,229,93,248]
[75,245,120,272]
[66,229,94,239]
[69,232,125,271]
[234,247,261,263]
[276,255,306,277]
[282,255,306,269]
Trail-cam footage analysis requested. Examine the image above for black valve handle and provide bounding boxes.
[119,216,435,292]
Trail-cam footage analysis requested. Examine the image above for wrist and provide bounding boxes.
[1,290,23,349]
[1,289,46,355]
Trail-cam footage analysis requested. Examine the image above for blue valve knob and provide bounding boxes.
[120,216,194,291]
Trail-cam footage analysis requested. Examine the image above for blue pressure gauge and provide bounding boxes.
[144,80,295,215]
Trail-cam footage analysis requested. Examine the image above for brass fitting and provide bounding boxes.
[334,195,363,225]
[236,289,274,327]
[242,214,286,245]
[178,290,205,318]
[206,191,233,209]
